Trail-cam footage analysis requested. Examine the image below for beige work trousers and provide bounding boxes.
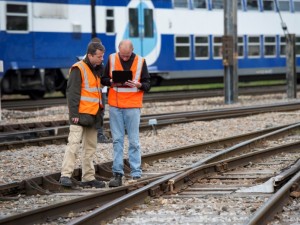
[61,125,97,182]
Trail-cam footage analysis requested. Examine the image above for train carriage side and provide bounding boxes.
[145,0,300,85]
[0,0,103,99]
[0,0,137,99]
[1,0,300,99]
[237,0,300,79]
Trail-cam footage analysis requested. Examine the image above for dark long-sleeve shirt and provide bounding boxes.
[101,53,151,92]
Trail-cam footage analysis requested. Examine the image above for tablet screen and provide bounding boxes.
[112,70,133,83]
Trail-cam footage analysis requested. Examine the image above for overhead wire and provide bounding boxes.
[274,0,290,41]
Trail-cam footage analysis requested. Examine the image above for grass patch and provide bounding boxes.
[150,79,286,92]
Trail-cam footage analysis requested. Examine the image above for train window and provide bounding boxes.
[246,0,259,11]
[280,36,300,56]
[248,36,261,57]
[194,36,209,59]
[213,36,222,58]
[106,9,114,33]
[174,0,189,8]
[294,0,300,12]
[211,0,224,9]
[264,36,276,57]
[193,0,207,9]
[6,4,27,13]
[296,36,300,56]
[262,0,275,11]
[6,3,28,31]
[144,9,153,37]
[277,0,290,11]
[280,36,286,56]
[238,36,244,57]
[129,8,139,37]
[175,36,191,59]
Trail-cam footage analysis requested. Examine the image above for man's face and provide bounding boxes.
[89,49,104,66]
[119,48,132,61]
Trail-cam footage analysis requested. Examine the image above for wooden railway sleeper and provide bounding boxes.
[215,162,228,172]
[149,185,164,197]
[37,141,46,146]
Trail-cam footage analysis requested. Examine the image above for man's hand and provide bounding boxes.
[125,80,141,88]
[72,117,79,124]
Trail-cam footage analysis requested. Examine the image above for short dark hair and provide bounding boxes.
[87,42,105,55]
[90,37,102,44]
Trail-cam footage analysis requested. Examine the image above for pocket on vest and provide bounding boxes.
[78,114,95,127]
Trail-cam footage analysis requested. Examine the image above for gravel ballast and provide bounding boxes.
[1,93,300,184]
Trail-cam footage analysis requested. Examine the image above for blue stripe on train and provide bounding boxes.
[0,0,171,8]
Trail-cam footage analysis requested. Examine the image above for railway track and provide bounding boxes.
[1,101,300,151]
[0,85,295,111]
[0,121,297,197]
[0,122,299,224]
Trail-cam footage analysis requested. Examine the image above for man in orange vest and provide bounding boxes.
[101,39,151,187]
[77,37,112,144]
[59,41,106,188]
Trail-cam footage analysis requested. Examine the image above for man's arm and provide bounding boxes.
[139,60,151,92]
[101,60,112,86]
[66,67,81,121]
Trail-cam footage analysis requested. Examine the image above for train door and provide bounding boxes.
[117,0,160,66]
[128,1,154,57]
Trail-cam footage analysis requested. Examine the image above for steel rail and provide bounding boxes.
[168,141,300,193]
[0,123,299,196]
[247,170,300,225]
[68,141,300,225]
[1,102,300,149]
[1,85,293,110]
[0,123,297,197]
[1,125,299,225]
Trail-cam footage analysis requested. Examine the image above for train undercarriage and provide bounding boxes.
[1,68,67,99]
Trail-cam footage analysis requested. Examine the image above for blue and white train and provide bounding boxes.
[0,0,300,99]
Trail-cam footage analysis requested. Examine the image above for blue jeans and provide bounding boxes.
[109,106,141,177]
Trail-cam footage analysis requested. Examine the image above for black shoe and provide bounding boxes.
[133,176,141,180]
[59,176,73,187]
[81,179,105,188]
[109,174,122,187]
[97,135,112,143]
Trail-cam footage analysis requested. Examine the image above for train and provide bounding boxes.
[0,0,300,99]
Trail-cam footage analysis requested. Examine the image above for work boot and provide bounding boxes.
[59,176,73,187]
[81,179,105,188]
[108,173,122,187]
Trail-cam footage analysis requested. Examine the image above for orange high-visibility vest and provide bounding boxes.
[108,53,144,108]
[70,61,102,115]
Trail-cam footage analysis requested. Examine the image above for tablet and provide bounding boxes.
[112,70,132,83]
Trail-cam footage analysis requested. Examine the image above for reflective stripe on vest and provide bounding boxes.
[71,61,102,115]
[108,53,144,108]
[110,53,143,93]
